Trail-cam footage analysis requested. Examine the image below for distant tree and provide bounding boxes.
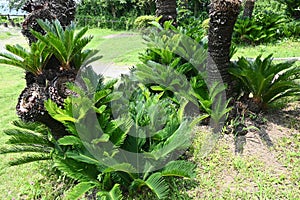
[77,0,156,17]
[155,0,177,25]
[8,0,27,10]
[276,0,300,20]
[243,0,255,18]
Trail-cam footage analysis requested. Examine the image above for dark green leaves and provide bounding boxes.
[230,54,300,108]
[31,19,99,70]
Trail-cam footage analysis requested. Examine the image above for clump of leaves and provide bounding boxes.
[31,19,101,70]
[229,54,300,111]
[0,41,51,76]
[0,68,198,199]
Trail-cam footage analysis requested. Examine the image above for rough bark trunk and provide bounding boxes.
[155,0,178,26]
[22,0,76,44]
[16,0,77,139]
[242,0,255,18]
[207,0,241,90]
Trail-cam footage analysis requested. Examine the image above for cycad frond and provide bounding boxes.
[7,154,51,166]
[5,44,29,59]
[4,128,52,147]
[53,156,99,182]
[31,19,98,70]
[0,145,52,154]
[230,54,300,107]
[161,160,196,178]
[0,41,51,76]
[65,182,97,200]
[12,120,48,133]
[98,184,123,200]
[145,173,169,199]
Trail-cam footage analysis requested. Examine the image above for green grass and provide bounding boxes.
[233,40,300,59]
[86,28,146,66]
[186,129,300,199]
[0,65,40,199]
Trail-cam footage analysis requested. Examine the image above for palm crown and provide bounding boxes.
[0,41,51,76]
[31,19,100,70]
[0,19,100,76]
[229,54,300,107]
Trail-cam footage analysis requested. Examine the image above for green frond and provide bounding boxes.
[64,151,101,166]
[107,118,133,147]
[161,160,196,178]
[12,120,48,134]
[230,54,300,107]
[4,128,52,147]
[98,184,123,200]
[7,154,51,166]
[53,19,65,40]
[45,99,76,123]
[0,39,51,75]
[71,36,93,60]
[103,163,136,176]
[146,120,192,160]
[65,182,97,200]
[5,44,29,59]
[53,156,99,182]
[74,26,89,44]
[46,34,68,63]
[58,135,83,146]
[33,19,96,70]
[36,19,55,34]
[0,58,23,68]
[145,173,169,199]
[0,145,52,155]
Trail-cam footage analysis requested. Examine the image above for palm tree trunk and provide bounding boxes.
[207,0,241,90]
[155,0,178,26]
[17,0,76,139]
[243,0,255,18]
[22,0,76,44]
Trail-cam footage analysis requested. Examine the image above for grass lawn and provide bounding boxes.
[86,28,146,66]
[233,39,300,59]
[0,28,299,199]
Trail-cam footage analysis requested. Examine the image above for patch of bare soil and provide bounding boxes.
[218,101,300,191]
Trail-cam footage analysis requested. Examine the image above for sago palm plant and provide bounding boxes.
[0,69,198,199]
[0,41,51,78]
[229,54,300,111]
[44,81,197,199]
[31,19,100,71]
[0,19,100,134]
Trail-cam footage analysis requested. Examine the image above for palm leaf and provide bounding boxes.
[0,58,23,68]
[12,120,48,133]
[74,26,89,44]
[65,151,101,166]
[5,44,29,59]
[7,154,51,166]
[4,128,52,147]
[53,156,99,182]
[103,163,136,177]
[65,182,97,200]
[98,184,123,200]
[53,19,65,40]
[36,19,55,34]
[58,135,83,146]
[145,173,169,199]
[0,145,52,154]
[161,160,196,178]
